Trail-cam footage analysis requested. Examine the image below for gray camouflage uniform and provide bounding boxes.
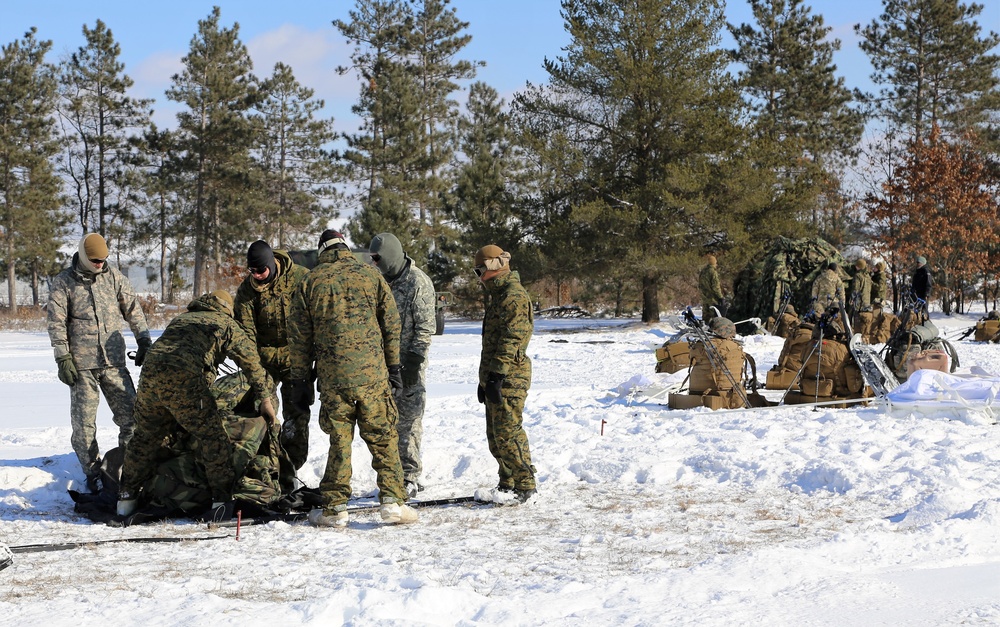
[288,247,406,514]
[120,292,271,502]
[47,253,149,479]
[369,234,436,490]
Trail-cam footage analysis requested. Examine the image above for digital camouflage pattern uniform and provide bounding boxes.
[287,247,406,515]
[47,253,150,480]
[120,292,271,502]
[698,262,724,323]
[810,268,845,315]
[234,249,311,469]
[480,270,536,492]
[383,256,435,488]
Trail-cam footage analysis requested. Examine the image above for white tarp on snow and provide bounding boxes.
[885,368,1000,423]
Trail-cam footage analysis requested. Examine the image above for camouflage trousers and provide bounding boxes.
[485,391,536,491]
[394,378,425,486]
[277,376,312,470]
[121,370,235,502]
[70,366,137,476]
[317,379,405,510]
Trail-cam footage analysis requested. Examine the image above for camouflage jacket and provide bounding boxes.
[871,270,888,303]
[287,248,401,388]
[849,269,872,310]
[143,292,269,399]
[386,256,436,358]
[479,270,533,391]
[698,264,723,305]
[234,250,310,379]
[46,253,150,369]
[811,269,845,308]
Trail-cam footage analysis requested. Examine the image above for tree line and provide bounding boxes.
[0,0,997,319]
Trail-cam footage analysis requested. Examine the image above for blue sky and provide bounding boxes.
[3,0,998,134]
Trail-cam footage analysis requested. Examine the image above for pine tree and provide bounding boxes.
[405,0,481,236]
[729,0,863,233]
[856,0,1000,141]
[515,0,768,322]
[253,62,338,249]
[448,83,517,251]
[57,19,153,244]
[166,6,258,295]
[0,29,64,313]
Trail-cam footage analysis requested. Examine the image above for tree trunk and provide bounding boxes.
[641,274,659,323]
[7,257,17,315]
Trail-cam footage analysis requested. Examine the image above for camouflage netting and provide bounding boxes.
[729,237,849,325]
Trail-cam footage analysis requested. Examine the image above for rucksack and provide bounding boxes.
[689,337,745,393]
[883,320,959,381]
[655,331,695,374]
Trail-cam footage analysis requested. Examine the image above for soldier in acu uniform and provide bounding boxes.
[475,245,537,504]
[368,232,436,498]
[234,240,311,470]
[116,290,276,519]
[287,229,417,528]
[47,233,151,492]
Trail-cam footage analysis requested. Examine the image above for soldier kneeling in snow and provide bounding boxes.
[117,291,276,522]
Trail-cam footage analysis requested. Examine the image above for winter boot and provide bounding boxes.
[380,502,418,524]
[116,491,137,517]
[309,508,348,528]
[514,488,536,504]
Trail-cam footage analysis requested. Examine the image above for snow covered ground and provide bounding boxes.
[3,311,1000,626]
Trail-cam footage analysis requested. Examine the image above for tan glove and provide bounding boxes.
[259,397,277,424]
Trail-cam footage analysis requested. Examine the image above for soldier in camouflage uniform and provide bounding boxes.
[117,290,276,518]
[848,259,872,308]
[47,233,151,491]
[368,233,436,497]
[698,254,725,323]
[234,240,312,470]
[871,261,889,308]
[475,244,537,504]
[810,262,845,315]
[287,229,417,527]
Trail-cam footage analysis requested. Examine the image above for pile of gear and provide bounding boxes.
[658,311,768,410]
[71,370,314,526]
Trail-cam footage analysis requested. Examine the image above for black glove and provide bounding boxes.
[477,385,486,404]
[388,364,403,390]
[286,378,314,415]
[134,337,152,367]
[485,372,505,404]
[401,351,424,388]
[56,354,79,386]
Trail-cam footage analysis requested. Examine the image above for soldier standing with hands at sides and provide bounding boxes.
[234,240,311,470]
[116,290,277,521]
[475,245,537,504]
[47,233,151,493]
[698,254,724,323]
[287,229,418,528]
[368,233,436,498]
